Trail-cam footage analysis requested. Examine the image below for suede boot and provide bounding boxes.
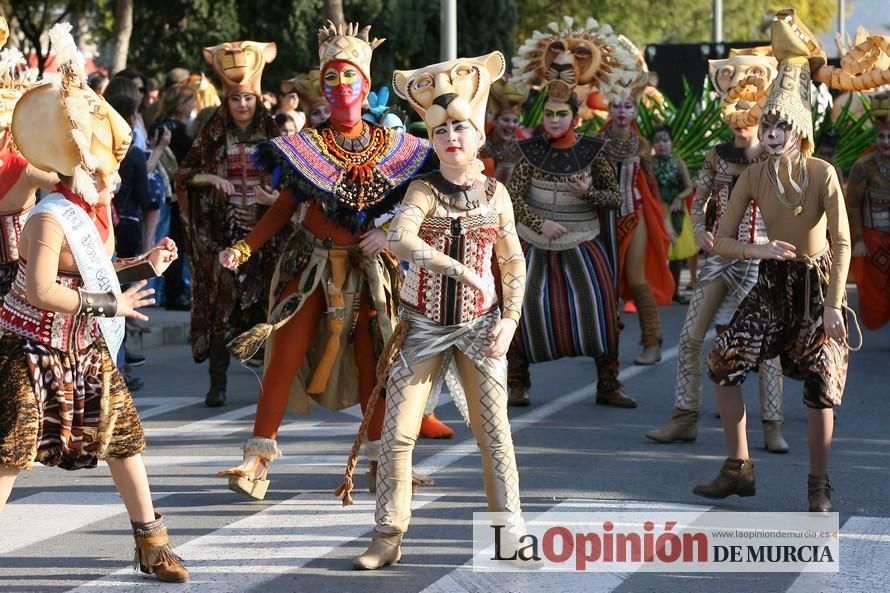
[646,408,698,443]
[693,458,756,499]
[353,530,403,570]
[631,284,662,365]
[808,474,832,512]
[132,513,189,583]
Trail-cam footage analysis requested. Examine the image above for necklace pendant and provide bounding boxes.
[793,205,803,216]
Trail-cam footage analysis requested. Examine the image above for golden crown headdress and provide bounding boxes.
[317,20,384,84]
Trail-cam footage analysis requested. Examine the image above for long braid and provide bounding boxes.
[334,319,409,506]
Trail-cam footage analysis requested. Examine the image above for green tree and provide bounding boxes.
[514,0,838,47]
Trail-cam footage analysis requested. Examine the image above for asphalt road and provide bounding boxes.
[1,287,887,593]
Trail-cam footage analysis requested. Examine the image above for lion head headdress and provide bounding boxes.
[511,16,639,104]
[203,40,277,96]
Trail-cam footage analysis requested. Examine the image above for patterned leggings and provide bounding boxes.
[673,277,784,420]
[375,348,520,534]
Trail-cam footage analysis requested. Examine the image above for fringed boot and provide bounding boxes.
[693,458,756,499]
[132,513,189,582]
[646,408,698,443]
[353,530,403,570]
[217,437,281,500]
[631,284,662,365]
[808,474,832,512]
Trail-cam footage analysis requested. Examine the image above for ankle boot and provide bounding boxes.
[595,388,637,408]
[418,412,454,439]
[353,530,403,570]
[132,513,189,583]
[631,284,662,365]
[205,335,230,407]
[808,474,832,512]
[763,420,789,453]
[217,437,281,500]
[646,408,698,443]
[508,383,530,407]
[693,458,756,499]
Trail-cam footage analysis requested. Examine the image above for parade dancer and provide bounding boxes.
[846,92,890,330]
[504,18,640,407]
[352,51,527,570]
[598,44,675,365]
[0,21,56,298]
[480,79,528,184]
[216,21,432,500]
[693,10,879,511]
[0,23,188,581]
[176,39,285,408]
[647,48,788,452]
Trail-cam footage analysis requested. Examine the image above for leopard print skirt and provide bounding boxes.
[0,332,145,470]
[707,250,847,409]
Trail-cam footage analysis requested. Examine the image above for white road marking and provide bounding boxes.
[61,493,444,592]
[0,491,172,555]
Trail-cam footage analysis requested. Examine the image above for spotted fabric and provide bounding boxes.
[0,333,145,470]
[707,251,848,409]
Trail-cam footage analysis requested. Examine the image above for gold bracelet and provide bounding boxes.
[503,310,521,323]
[229,239,252,265]
[380,220,392,234]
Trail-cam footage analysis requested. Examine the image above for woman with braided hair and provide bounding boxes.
[351,52,527,570]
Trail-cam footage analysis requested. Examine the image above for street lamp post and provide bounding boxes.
[713,0,723,43]
[441,0,457,61]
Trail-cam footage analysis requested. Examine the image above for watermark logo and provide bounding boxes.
[473,512,839,572]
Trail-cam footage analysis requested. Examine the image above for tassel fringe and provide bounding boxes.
[243,437,282,459]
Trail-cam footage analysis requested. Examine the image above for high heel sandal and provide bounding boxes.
[217,437,281,500]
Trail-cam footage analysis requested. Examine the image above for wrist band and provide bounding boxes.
[228,239,252,265]
[78,289,118,317]
[503,310,521,323]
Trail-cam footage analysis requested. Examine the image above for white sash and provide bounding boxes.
[28,194,124,363]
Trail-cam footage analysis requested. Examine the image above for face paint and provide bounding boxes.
[760,114,797,157]
[322,61,365,108]
[542,100,574,138]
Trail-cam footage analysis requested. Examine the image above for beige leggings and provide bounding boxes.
[375,349,521,534]
[674,278,784,420]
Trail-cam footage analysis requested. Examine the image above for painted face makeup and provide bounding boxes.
[432,119,479,168]
[652,131,672,156]
[608,99,636,127]
[227,93,257,127]
[322,61,365,109]
[760,114,797,156]
[542,100,574,138]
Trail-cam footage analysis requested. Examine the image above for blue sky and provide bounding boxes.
[819,0,890,58]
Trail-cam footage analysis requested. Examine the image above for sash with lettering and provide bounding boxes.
[28,193,124,362]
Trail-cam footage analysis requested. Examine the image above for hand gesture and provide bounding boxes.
[695,229,714,252]
[486,317,518,358]
[205,174,235,195]
[115,280,156,321]
[823,306,847,344]
[359,228,388,256]
[146,236,178,275]
[219,249,240,271]
[567,172,591,198]
[671,198,683,213]
[150,126,171,150]
[254,184,280,206]
[541,219,568,241]
[751,240,796,261]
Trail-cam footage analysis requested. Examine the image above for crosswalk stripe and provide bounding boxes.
[785,516,890,593]
[419,497,713,593]
[0,491,173,555]
[61,492,444,592]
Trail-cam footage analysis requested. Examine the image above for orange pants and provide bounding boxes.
[252,278,383,441]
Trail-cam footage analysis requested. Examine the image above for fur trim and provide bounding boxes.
[228,323,273,362]
[243,437,282,460]
[48,23,86,82]
[71,165,98,205]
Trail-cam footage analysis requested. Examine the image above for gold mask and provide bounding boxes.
[203,40,277,96]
